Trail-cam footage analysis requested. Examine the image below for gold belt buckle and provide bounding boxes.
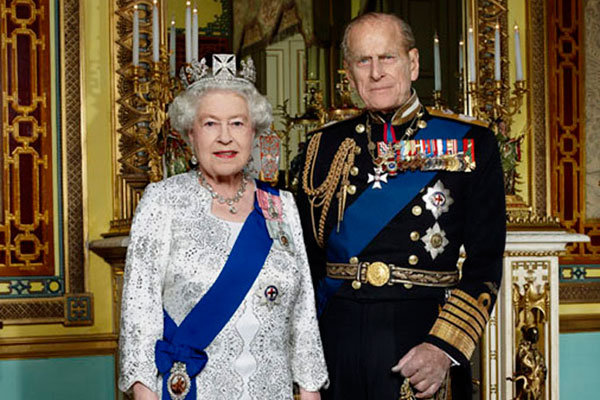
[365,262,391,287]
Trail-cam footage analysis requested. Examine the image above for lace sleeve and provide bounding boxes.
[118,182,172,393]
[282,191,329,391]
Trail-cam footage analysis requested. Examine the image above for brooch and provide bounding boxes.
[167,362,191,400]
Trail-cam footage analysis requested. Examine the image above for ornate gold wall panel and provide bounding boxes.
[0,0,91,325]
[549,0,600,263]
[0,0,54,275]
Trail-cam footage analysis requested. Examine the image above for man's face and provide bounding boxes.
[344,20,419,112]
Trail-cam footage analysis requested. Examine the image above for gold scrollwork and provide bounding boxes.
[1,0,54,275]
[509,260,550,400]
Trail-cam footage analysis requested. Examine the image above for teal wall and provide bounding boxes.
[0,355,115,400]
[560,332,600,399]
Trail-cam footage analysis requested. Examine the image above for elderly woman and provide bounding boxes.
[118,54,328,400]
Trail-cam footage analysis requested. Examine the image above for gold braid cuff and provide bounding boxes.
[429,289,490,360]
[302,132,357,248]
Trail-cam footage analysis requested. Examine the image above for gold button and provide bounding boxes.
[354,146,362,155]
[430,233,443,248]
[412,205,422,216]
[349,256,359,265]
[355,124,366,133]
[417,120,428,129]
[410,231,420,241]
[403,283,414,289]
[347,185,356,195]
[350,166,359,176]
[352,280,362,290]
[408,255,418,265]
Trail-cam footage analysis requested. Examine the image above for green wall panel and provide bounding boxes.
[560,332,600,399]
[0,355,115,400]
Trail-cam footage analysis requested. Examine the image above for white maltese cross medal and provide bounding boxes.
[367,167,388,189]
[422,180,454,219]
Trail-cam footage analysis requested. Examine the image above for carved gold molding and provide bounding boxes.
[560,313,600,333]
[509,260,550,400]
[527,0,549,215]
[505,250,564,257]
[0,333,118,359]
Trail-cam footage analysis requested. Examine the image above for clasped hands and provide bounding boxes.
[391,342,451,399]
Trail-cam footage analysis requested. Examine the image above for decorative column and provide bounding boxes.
[481,230,589,400]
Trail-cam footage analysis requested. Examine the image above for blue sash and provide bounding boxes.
[155,181,276,399]
[317,118,470,313]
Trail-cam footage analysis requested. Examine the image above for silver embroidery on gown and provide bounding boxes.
[118,171,328,399]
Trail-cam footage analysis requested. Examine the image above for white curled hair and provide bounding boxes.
[168,78,273,147]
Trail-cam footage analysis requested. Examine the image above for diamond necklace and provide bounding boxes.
[197,169,249,214]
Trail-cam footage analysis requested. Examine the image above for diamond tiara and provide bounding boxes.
[179,54,256,89]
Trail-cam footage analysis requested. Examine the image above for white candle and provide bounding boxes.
[467,27,476,83]
[132,4,139,67]
[169,19,176,77]
[433,34,441,91]
[152,0,159,63]
[494,23,501,81]
[185,1,191,63]
[458,40,464,72]
[192,6,198,61]
[514,24,523,81]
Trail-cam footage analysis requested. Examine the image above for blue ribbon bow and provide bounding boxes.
[155,341,208,378]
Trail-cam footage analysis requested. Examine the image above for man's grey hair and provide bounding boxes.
[341,12,416,62]
[168,80,273,147]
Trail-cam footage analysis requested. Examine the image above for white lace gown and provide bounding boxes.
[118,171,329,399]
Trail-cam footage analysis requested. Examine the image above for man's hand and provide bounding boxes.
[391,343,451,399]
[299,387,321,400]
[132,382,159,400]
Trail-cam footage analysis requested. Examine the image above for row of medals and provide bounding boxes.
[359,108,429,184]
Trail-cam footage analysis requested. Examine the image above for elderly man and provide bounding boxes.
[297,12,506,400]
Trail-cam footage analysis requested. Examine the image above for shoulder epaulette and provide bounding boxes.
[426,107,489,128]
[306,112,366,135]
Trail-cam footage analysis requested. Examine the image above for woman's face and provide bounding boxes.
[189,90,255,181]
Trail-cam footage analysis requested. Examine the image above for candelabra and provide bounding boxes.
[432,90,443,109]
[129,55,177,183]
[273,81,326,190]
[462,4,529,201]
[467,79,527,125]
[331,70,361,121]
[109,0,183,236]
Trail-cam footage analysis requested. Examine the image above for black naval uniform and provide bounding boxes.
[296,95,506,400]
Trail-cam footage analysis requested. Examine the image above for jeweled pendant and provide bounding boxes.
[229,205,237,214]
[167,362,191,400]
